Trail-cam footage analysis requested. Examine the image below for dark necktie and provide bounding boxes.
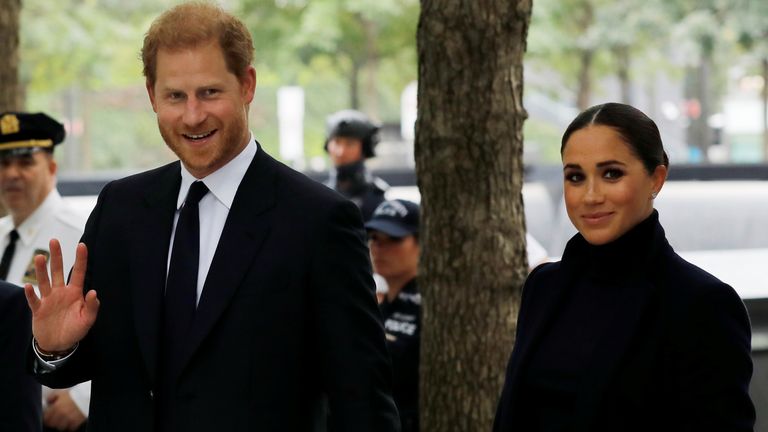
[0,230,20,280]
[157,181,209,429]
[162,181,209,354]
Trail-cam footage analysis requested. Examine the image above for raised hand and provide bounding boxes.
[24,239,99,353]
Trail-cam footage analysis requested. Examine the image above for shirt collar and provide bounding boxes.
[176,135,258,210]
[16,189,63,245]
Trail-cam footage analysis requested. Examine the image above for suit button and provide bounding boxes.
[149,390,154,400]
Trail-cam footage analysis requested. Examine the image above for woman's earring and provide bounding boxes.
[651,192,658,199]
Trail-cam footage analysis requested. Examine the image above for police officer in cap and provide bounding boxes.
[0,112,90,432]
[365,199,421,432]
[324,109,389,221]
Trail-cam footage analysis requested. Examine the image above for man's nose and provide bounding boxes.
[0,162,22,178]
[182,98,206,126]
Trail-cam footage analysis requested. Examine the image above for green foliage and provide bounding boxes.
[19,0,419,172]
[17,0,768,170]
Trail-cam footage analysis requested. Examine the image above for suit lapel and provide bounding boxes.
[131,163,181,384]
[177,148,278,371]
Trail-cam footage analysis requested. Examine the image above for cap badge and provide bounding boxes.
[0,114,20,135]
[374,200,408,218]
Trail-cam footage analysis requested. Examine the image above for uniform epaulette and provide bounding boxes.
[371,176,390,193]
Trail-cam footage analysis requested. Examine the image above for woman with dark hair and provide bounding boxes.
[493,102,754,431]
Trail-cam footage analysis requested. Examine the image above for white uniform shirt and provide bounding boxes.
[0,190,87,290]
[0,189,92,416]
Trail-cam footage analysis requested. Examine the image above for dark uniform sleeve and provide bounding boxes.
[0,282,42,432]
[309,199,400,431]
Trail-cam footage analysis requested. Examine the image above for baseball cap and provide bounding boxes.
[364,199,419,238]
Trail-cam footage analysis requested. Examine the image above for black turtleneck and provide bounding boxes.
[518,211,660,432]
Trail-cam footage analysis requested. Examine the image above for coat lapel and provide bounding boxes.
[177,147,278,371]
[131,163,181,384]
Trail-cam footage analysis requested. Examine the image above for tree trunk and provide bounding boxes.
[576,49,593,111]
[0,0,21,111]
[416,1,531,431]
[614,45,631,105]
[349,60,361,110]
[685,57,713,162]
[762,57,768,162]
[574,0,594,111]
[361,15,380,121]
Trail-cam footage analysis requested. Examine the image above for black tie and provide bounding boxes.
[0,230,19,280]
[163,181,209,355]
[157,181,209,429]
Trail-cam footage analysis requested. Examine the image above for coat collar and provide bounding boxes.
[502,211,670,429]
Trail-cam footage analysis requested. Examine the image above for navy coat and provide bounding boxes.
[0,281,41,431]
[493,211,754,432]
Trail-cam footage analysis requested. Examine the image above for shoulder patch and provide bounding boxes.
[22,249,50,285]
[371,176,390,193]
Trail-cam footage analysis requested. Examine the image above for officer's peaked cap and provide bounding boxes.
[0,112,65,158]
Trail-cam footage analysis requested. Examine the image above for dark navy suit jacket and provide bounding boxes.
[34,145,399,431]
[0,281,41,431]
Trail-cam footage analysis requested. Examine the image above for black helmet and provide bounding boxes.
[324,109,380,159]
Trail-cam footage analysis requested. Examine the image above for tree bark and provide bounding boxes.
[576,49,594,111]
[348,60,361,110]
[614,45,631,105]
[360,14,380,120]
[762,57,768,162]
[0,0,21,111]
[575,0,594,111]
[416,1,531,430]
[685,56,713,161]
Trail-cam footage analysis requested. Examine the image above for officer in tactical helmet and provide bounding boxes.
[324,109,389,221]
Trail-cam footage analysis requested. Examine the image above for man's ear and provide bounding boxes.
[146,80,158,113]
[241,66,256,104]
[47,155,57,176]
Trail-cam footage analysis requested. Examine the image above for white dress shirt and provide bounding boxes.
[35,137,258,377]
[170,137,257,304]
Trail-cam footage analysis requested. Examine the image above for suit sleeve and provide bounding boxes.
[31,182,114,389]
[672,280,755,431]
[0,284,42,432]
[309,199,400,431]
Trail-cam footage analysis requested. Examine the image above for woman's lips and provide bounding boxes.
[582,212,614,225]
